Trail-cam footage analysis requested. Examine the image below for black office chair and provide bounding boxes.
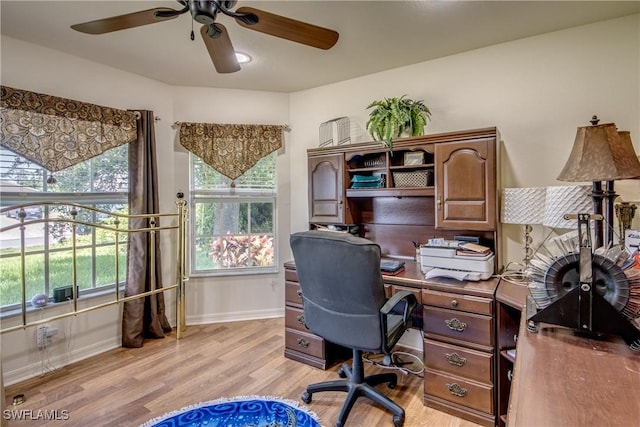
[290,230,417,427]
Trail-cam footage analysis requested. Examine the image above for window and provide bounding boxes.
[0,146,129,310]
[190,152,277,276]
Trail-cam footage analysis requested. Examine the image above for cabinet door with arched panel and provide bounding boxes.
[435,138,497,231]
[308,153,352,224]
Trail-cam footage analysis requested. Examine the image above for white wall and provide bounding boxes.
[288,14,640,266]
[2,13,640,384]
[0,37,291,384]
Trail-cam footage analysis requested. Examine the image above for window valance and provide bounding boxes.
[0,85,137,172]
[179,122,285,180]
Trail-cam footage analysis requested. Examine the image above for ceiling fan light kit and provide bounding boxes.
[71,0,339,74]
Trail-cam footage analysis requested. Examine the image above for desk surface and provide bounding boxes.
[286,258,499,298]
[508,318,640,426]
[380,259,499,298]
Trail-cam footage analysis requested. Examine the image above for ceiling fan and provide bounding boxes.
[71,0,339,74]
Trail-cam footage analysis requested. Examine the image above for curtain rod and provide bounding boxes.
[173,121,291,131]
[132,111,161,122]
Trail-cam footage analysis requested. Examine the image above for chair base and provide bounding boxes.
[301,349,405,427]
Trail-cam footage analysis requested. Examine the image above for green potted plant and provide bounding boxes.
[366,95,431,150]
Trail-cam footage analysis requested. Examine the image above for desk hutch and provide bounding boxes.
[286,127,503,426]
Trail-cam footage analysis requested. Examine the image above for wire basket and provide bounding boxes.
[393,170,431,188]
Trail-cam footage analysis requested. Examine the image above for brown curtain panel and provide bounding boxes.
[0,85,136,172]
[122,110,171,348]
[179,122,284,180]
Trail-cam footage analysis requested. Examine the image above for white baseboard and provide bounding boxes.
[186,308,284,325]
[5,309,284,386]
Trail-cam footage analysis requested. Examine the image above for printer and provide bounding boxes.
[419,240,494,281]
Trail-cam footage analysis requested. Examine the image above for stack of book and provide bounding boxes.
[380,259,405,276]
[456,242,492,257]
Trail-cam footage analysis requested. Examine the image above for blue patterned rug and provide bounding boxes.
[140,396,322,427]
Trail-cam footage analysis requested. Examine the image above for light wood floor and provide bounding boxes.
[4,318,480,427]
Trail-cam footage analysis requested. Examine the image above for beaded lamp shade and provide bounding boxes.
[501,187,546,225]
[501,187,546,269]
[543,185,593,229]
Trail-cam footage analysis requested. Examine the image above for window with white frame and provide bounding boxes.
[190,152,277,276]
[0,146,129,311]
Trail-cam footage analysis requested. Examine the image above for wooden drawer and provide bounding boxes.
[424,339,493,384]
[423,306,493,347]
[285,268,298,282]
[391,285,422,304]
[285,328,325,359]
[423,289,493,315]
[285,281,303,306]
[425,369,494,414]
[285,306,309,333]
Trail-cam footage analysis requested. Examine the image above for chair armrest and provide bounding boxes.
[380,290,417,353]
[381,290,417,318]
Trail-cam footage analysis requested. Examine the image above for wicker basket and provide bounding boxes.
[393,170,431,188]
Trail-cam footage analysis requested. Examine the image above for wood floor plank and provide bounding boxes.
[4,318,481,426]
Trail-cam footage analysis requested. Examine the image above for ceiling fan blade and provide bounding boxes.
[235,7,339,50]
[71,8,181,35]
[200,24,240,74]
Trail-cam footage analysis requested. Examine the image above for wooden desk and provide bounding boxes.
[508,317,640,426]
[285,259,500,426]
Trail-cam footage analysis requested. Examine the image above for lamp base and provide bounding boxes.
[616,202,637,245]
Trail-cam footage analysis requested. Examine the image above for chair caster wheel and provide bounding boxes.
[337,367,347,378]
[392,414,404,427]
[301,392,312,404]
[388,379,397,389]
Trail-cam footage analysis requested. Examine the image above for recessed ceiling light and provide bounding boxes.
[235,52,251,64]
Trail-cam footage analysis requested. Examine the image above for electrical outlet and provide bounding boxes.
[36,325,48,348]
[36,324,57,348]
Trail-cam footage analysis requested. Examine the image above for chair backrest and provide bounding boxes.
[290,230,387,352]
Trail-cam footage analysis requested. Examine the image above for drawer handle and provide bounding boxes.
[446,383,467,398]
[507,369,513,382]
[450,299,458,307]
[445,318,467,332]
[296,289,303,298]
[445,352,466,367]
[296,337,309,348]
[296,314,305,325]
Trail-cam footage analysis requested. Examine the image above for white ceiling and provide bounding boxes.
[1,1,639,93]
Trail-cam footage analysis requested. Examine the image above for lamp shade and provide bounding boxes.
[501,187,546,224]
[543,185,593,229]
[557,123,640,182]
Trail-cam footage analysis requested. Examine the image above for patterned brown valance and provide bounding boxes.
[0,86,137,172]
[179,122,284,180]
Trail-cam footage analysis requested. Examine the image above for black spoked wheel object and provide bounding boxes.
[543,253,630,311]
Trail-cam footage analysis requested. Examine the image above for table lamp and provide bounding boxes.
[501,187,546,267]
[556,116,640,247]
[542,185,594,231]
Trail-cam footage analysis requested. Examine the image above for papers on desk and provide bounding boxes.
[424,268,487,281]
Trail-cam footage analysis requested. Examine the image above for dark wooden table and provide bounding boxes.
[508,317,640,426]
